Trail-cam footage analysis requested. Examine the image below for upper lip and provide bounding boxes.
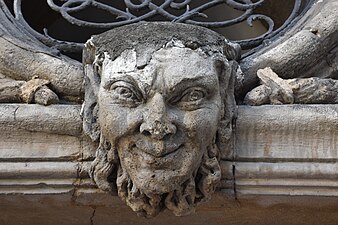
[134,140,182,158]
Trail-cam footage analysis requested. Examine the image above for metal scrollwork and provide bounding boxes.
[8,0,308,57]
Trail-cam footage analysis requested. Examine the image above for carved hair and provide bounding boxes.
[116,143,221,217]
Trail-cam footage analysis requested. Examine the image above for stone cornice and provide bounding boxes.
[1,104,338,198]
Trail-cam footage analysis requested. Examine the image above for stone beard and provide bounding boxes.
[92,133,222,218]
[83,22,238,218]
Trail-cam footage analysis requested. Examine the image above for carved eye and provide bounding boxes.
[180,88,206,103]
[113,86,136,100]
[108,81,142,104]
[171,87,208,110]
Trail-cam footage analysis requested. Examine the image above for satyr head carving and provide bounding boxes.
[83,22,240,218]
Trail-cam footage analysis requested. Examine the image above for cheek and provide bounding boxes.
[98,99,143,142]
[98,108,120,141]
[98,104,130,141]
[181,108,220,143]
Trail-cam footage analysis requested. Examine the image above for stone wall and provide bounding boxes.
[1,104,338,224]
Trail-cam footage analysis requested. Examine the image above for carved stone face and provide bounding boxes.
[98,46,222,194]
[83,22,238,218]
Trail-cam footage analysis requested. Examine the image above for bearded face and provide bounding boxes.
[85,40,236,218]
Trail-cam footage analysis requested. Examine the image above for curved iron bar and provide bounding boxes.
[181,0,256,28]
[13,0,83,53]
[45,0,261,28]
[170,0,191,10]
[0,0,59,54]
[173,0,238,23]
[184,9,254,28]
[47,0,92,13]
[47,0,176,28]
[225,0,265,10]
[241,0,304,57]
[49,0,137,27]
[265,0,302,39]
[7,0,309,55]
[124,0,152,10]
[235,14,274,49]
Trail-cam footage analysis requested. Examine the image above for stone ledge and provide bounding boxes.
[1,104,338,197]
[236,105,338,161]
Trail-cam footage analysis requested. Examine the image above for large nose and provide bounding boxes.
[140,93,176,140]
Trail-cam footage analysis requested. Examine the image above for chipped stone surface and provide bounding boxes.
[20,78,59,105]
[0,76,60,105]
[1,104,338,190]
[0,75,25,103]
[245,67,338,105]
[1,104,338,224]
[0,104,83,136]
[239,0,338,98]
[83,22,239,217]
[20,78,50,103]
[236,104,338,160]
[0,36,84,100]
[33,85,59,105]
[0,1,338,222]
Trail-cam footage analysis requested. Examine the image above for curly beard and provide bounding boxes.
[90,138,221,218]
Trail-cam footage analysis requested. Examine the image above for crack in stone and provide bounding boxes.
[13,105,19,121]
[232,164,238,200]
[90,207,96,225]
[232,106,238,201]
[70,162,82,204]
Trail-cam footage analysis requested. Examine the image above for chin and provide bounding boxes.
[127,167,195,194]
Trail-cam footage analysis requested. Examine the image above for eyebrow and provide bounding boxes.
[102,73,218,99]
[167,75,218,91]
[102,75,139,90]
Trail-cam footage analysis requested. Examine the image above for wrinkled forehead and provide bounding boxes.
[100,46,224,88]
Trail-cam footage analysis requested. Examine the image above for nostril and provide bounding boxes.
[140,123,152,136]
[166,123,177,135]
[141,130,151,136]
[139,119,176,139]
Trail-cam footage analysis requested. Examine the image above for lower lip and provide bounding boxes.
[162,144,182,157]
[133,145,183,162]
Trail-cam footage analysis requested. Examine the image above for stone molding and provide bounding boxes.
[1,104,337,199]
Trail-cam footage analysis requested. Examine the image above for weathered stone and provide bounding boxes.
[0,75,24,103]
[3,193,338,225]
[33,85,59,105]
[245,67,338,105]
[0,36,84,100]
[20,78,60,105]
[239,0,338,98]
[83,22,239,217]
[1,0,338,223]
[1,104,338,224]
[236,105,338,160]
[0,104,83,136]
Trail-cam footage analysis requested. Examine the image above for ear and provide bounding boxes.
[216,58,238,159]
[223,39,241,61]
[82,39,102,142]
[214,40,240,159]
